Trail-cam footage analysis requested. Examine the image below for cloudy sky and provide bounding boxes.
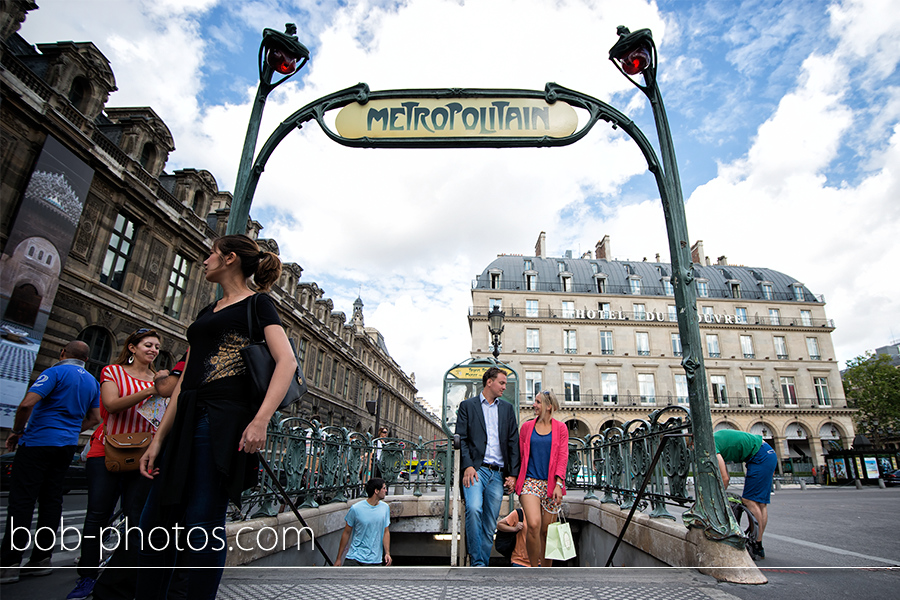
[20,0,900,411]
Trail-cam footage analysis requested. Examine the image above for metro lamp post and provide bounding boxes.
[226,24,309,237]
[488,305,505,360]
[609,27,740,539]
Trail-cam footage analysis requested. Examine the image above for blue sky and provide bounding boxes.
[21,0,900,409]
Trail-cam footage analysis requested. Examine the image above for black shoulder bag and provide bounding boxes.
[494,507,524,558]
[240,293,308,410]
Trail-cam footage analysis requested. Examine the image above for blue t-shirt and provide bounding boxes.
[525,427,551,481]
[345,499,390,564]
[21,359,101,447]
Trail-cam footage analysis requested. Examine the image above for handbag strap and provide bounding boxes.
[246,293,264,342]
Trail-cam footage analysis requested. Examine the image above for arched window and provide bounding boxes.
[27,246,35,257]
[76,326,113,380]
[140,142,156,171]
[190,190,204,213]
[68,76,90,113]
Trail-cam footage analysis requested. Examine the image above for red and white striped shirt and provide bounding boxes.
[87,364,156,458]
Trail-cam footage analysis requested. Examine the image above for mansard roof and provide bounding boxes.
[475,255,820,303]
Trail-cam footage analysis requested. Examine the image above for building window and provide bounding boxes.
[599,302,611,318]
[564,330,577,354]
[163,253,191,319]
[710,375,728,406]
[564,372,580,403]
[768,308,780,326]
[596,277,607,294]
[77,326,113,380]
[814,377,831,406]
[774,336,788,359]
[663,278,674,296]
[343,369,350,398]
[761,283,773,300]
[735,307,748,324]
[630,278,642,295]
[100,214,137,291]
[633,303,646,320]
[330,361,339,393]
[525,371,542,402]
[490,272,501,289]
[668,305,677,322]
[636,332,650,356]
[702,306,714,318]
[745,376,763,405]
[526,329,540,353]
[489,298,502,311]
[602,373,618,404]
[558,261,566,273]
[525,274,536,291]
[314,349,325,386]
[793,284,805,301]
[806,337,821,360]
[140,142,156,171]
[591,262,598,274]
[706,334,720,358]
[297,338,308,370]
[600,331,614,355]
[562,301,575,319]
[638,374,656,405]
[780,376,798,405]
[740,335,755,359]
[524,260,532,270]
[730,282,741,298]
[526,300,539,318]
[674,373,688,405]
[801,310,812,326]
[671,333,682,357]
[561,275,572,292]
[696,280,709,297]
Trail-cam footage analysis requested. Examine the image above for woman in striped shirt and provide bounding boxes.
[70,328,161,600]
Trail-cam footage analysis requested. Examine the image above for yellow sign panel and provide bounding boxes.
[336,98,577,139]
[449,366,514,380]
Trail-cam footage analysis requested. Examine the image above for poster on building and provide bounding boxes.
[832,458,847,480]
[0,136,94,428]
[863,457,880,479]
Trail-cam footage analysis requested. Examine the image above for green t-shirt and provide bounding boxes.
[714,430,763,463]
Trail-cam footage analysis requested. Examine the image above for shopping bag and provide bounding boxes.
[544,513,576,561]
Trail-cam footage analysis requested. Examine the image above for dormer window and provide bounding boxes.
[629,276,642,295]
[594,273,607,294]
[489,269,502,289]
[761,282,774,300]
[792,284,805,301]
[557,261,566,273]
[68,76,90,113]
[561,275,572,292]
[524,259,532,270]
[140,142,156,171]
[696,279,709,297]
[662,277,674,296]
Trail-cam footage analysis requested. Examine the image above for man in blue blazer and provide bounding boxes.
[455,367,520,566]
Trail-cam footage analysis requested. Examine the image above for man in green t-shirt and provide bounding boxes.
[714,429,777,560]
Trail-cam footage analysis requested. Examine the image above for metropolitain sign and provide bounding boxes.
[335,97,578,139]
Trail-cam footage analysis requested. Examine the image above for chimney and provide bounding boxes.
[690,240,705,265]
[655,253,660,262]
[717,255,728,266]
[595,235,611,260]
[535,231,547,259]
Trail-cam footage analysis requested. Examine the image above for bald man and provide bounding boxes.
[1,341,101,584]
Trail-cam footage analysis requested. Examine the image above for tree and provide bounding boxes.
[843,352,900,447]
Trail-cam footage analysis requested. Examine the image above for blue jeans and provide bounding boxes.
[136,412,229,600]
[0,445,74,566]
[462,466,504,566]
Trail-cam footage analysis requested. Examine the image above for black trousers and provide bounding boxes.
[1,445,76,566]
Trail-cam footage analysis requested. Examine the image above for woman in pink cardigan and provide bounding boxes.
[515,390,568,566]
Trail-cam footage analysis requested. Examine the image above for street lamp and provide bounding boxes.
[488,305,505,359]
[226,24,310,237]
[609,26,741,541]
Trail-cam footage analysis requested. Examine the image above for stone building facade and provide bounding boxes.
[470,232,854,476]
[0,2,440,443]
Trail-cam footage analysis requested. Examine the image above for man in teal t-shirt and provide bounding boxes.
[714,429,777,560]
[335,478,392,566]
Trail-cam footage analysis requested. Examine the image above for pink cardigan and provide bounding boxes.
[515,418,569,497]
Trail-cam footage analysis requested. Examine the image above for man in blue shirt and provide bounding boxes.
[1,341,101,584]
[455,367,520,566]
[335,478,391,566]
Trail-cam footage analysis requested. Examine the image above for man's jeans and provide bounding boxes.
[462,466,504,566]
[1,445,75,566]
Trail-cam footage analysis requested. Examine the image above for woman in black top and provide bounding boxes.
[137,234,297,600]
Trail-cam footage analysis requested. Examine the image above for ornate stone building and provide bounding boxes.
[0,2,440,442]
[470,232,854,477]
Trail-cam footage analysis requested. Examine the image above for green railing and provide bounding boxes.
[231,414,452,524]
[234,407,696,528]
